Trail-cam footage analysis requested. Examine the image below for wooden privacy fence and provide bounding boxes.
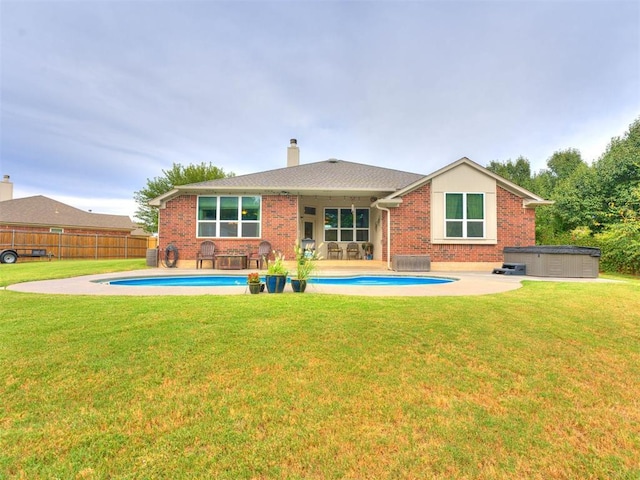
[0,229,150,260]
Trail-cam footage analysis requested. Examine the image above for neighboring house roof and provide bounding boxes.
[0,195,137,231]
[150,159,425,206]
[131,227,152,237]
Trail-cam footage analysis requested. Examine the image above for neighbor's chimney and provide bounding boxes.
[287,138,299,167]
[0,175,13,202]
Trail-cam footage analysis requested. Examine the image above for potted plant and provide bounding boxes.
[291,242,320,293]
[361,242,374,260]
[247,272,263,294]
[265,251,288,293]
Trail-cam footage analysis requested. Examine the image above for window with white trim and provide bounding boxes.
[445,193,484,238]
[197,196,261,238]
[324,207,369,242]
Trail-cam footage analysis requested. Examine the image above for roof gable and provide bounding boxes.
[0,195,136,231]
[383,157,551,205]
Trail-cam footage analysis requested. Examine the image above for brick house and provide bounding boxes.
[150,140,551,270]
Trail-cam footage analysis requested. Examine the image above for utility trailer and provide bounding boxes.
[0,248,52,264]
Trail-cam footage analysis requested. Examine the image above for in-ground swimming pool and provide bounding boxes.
[104,275,455,287]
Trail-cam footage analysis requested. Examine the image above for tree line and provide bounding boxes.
[486,117,640,274]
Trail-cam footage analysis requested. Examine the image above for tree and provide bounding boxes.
[549,163,603,232]
[594,185,640,274]
[486,156,557,242]
[593,117,640,219]
[486,156,533,191]
[550,117,640,234]
[533,149,587,240]
[134,162,234,233]
[484,118,640,256]
[546,148,585,182]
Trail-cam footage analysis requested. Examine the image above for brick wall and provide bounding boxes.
[384,184,536,262]
[495,186,536,248]
[158,186,536,265]
[158,195,199,258]
[261,195,299,256]
[158,194,299,261]
[385,183,432,257]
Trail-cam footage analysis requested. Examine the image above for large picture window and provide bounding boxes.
[197,196,261,238]
[324,208,369,242]
[445,193,484,238]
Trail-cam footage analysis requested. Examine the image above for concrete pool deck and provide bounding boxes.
[4,266,615,297]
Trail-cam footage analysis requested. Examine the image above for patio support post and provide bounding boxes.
[375,203,392,270]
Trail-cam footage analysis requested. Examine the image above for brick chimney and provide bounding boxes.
[287,138,299,167]
[0,175,13,202]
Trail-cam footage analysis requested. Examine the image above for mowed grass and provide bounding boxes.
[1,261,639,479]
[0,258,149,287]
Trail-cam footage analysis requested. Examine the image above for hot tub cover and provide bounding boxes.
[503,245,601,257]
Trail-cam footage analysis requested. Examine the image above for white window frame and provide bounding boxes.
[197,195,261,238]
[444,192,485,239]
[323,207,370,242]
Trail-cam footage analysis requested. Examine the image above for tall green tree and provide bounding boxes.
[593,117,640,220]
[483,118,640,264]
[486,156,557,242]
[549,163,602,231]
[486,156,533,191]
[592,185,640,274]
[134,162,234,233]
[551,117,640,234]
[536,149,589,239]
[546,148,585,182]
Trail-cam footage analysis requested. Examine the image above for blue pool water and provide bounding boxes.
[106,275,454,287]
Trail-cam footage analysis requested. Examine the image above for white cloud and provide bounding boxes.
[1,0,638,213]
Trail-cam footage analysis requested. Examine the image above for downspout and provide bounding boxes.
[374,203,392,270]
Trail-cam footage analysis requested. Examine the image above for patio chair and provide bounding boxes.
[346,242,360,260]
[326,242,343,260]
[196,240,216,269]
[248,240,272,269]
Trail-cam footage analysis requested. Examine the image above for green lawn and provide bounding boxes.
[1,261,639,479]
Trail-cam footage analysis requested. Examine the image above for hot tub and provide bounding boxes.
[503,246,601,278]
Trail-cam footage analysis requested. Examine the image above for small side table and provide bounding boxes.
[216,255,248,270]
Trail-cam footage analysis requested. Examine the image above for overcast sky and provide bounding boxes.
[1,0,638,220]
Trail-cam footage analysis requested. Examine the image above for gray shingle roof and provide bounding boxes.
[183,159,425,192]
[0,195,136,231]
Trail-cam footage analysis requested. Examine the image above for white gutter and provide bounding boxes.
[523,199,555,208]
